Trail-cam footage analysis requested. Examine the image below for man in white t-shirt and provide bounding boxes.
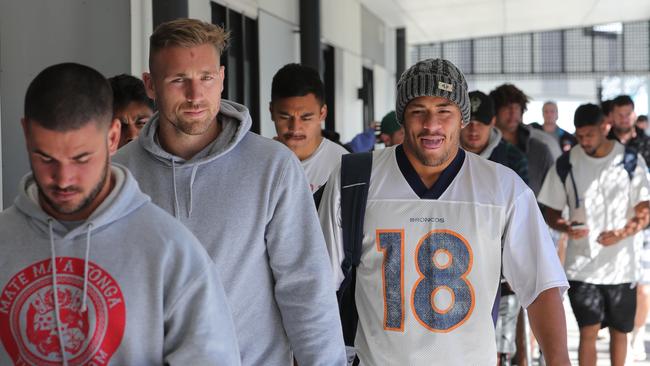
[538,103,650,366]
[270,63,348,192]
[318,58,570,366]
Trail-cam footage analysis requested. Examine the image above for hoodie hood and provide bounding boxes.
[134,99,251,219]
[479,127,503,159]
[14,164,149,240]
[138,99,252,167]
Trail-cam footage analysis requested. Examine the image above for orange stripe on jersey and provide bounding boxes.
[376,228,405,332]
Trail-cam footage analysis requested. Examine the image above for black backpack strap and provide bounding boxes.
[313,184,326,209]
[555,151,571,184]
[337,152,372,350]
[340,152,373,277]
[555,151,580,208]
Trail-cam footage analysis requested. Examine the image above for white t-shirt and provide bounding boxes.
[538,142,650,284]
[302,138,348,193]
[318,146,568,366]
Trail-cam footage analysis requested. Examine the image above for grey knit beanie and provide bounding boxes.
[396,58,470,125]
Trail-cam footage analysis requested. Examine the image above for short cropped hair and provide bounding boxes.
[601,100,613,116]
[271,63,325,105]
[638,115,648,123]
[109,74,154,113]
[574,103,603,129]
[489,83,530,113]
[612,94,634,109]
[24,62,113,131]
[149,18,230,71]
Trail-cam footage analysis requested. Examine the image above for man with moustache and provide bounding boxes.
[114,19,345,366]
[270,63,348,192]
[318,58,570,365]
[490,84,559,196]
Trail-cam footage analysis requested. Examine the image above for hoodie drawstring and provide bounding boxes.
[81,223,93,312]
[188,165,198,217]
[48,219,69,366]
[171,159,180,219]
[171,160,197,218]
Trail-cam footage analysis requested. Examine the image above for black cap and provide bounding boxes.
[574,103,603,129]
[469,91,494,125]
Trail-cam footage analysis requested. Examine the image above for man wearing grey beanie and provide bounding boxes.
[318,58,570,365]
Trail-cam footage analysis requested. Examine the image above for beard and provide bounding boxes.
[613,125,633,135]
[169,102,218,136]
[36,155,110,216]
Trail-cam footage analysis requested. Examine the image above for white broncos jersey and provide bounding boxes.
[301,138,348,193]
[319,146,568,366]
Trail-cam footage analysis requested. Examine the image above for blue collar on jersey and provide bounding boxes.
[395,145,465,199]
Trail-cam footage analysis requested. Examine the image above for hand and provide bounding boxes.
[597,229,625,246]
[567,223,589,240]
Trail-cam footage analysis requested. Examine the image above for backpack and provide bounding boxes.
[313,152,372,364]
[555,146,637,208]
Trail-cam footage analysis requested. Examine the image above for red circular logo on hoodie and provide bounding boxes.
[0,258,125,365]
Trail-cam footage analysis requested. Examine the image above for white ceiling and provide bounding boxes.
[358,0,650,44]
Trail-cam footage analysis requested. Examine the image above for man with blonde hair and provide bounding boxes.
[115,18,345,366]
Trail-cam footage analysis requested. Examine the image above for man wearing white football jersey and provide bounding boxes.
[319,58,570,365]
[270,63,348,192]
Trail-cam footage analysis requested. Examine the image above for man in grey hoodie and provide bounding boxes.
[114,18,346,366]
[0,63,240,365]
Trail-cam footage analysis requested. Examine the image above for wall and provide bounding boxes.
[258,9,300,138]
[131,0,153,76]
[0,0,131,208]
[322,0,364,143]
[334,51,364,143]
[188,0,213,23]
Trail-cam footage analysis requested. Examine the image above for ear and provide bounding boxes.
[107,118,121,156]
[21,118,32,149]
[142,72,155,100]
[601,121,612,135]
[489,116,496,127]
[218,65,225,93]
[379,133,390,144]
[269,102,274,120]
[21,117,29,140]
[320,104,328,122]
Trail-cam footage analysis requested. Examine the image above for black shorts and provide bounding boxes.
[568,280,637,333]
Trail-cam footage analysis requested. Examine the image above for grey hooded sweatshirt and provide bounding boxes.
[0,165,241,366]
[114,100,346,366]
[478,127,504,159]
